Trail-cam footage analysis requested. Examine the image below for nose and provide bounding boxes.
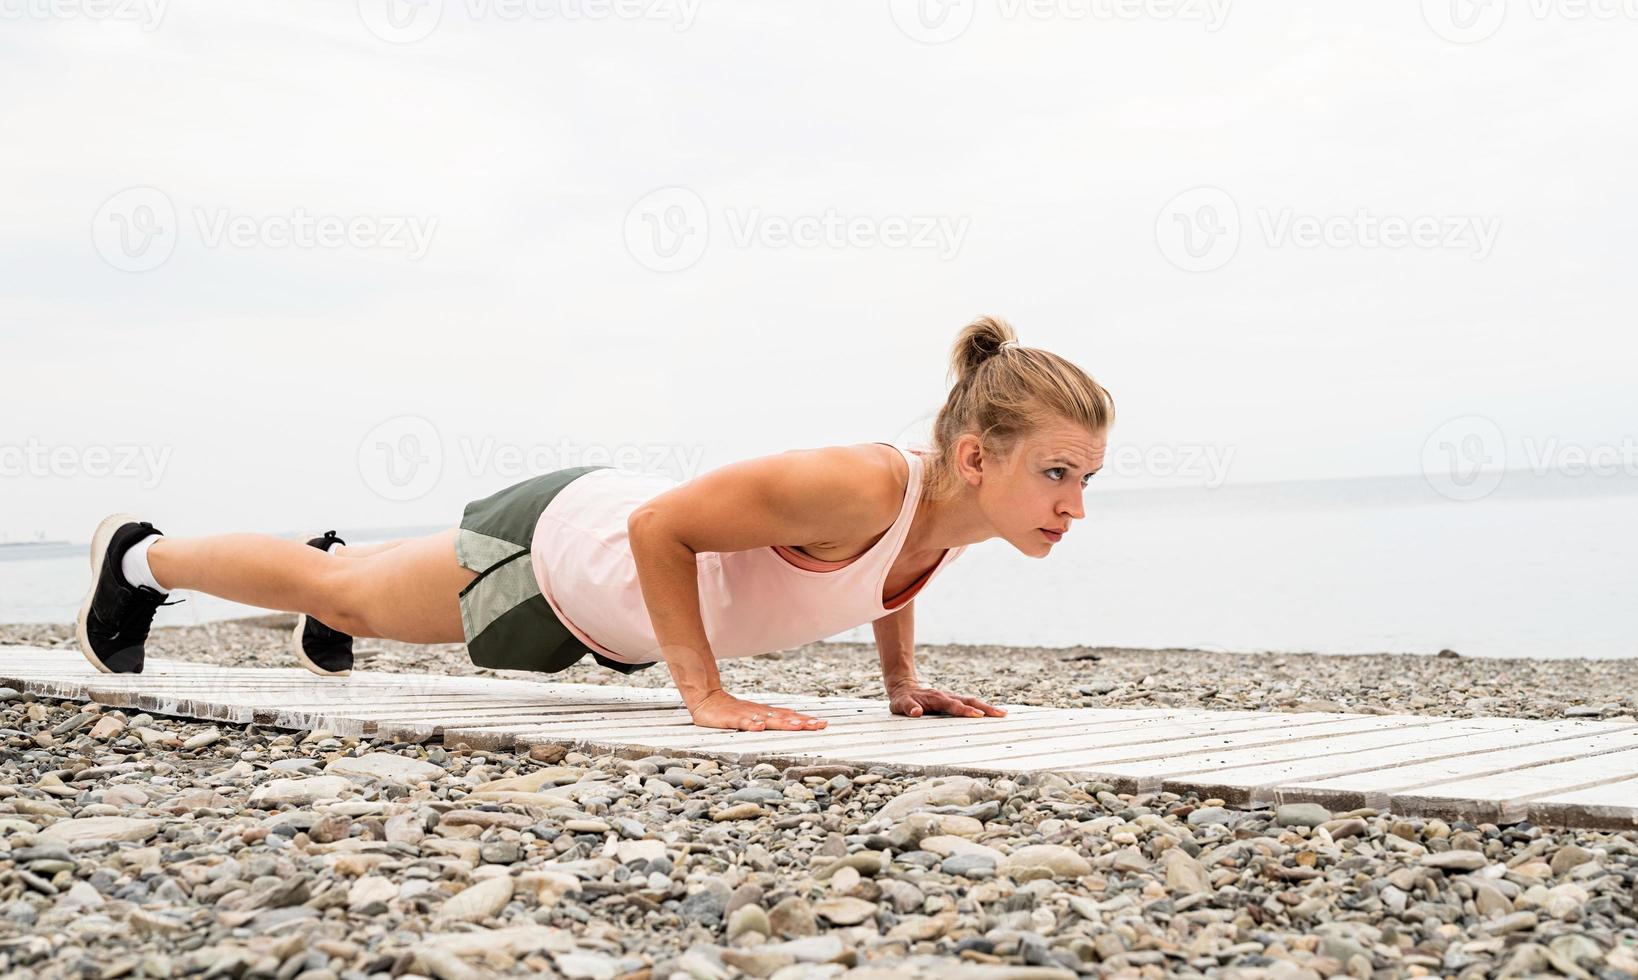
[1061,490,1085,522]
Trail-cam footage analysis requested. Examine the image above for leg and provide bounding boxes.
[332,538,407,558]
[149,528,475,643]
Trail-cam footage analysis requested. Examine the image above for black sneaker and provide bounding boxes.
[292,530,353,677]
[75,513,185,674]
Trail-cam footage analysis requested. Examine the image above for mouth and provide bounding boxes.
[1039,527,1064,542]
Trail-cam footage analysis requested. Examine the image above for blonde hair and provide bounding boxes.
[921,315,1115,502]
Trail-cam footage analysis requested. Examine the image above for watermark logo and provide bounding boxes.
[623,186,972,272]
[358,416,444,502]
[92,187,177,273]
[1423,0,1638,43]
[0,439,173,489]
[358,0,700,42]
[357,0,443,43]
[1156,186,1502,272]
[1,0,167,29]
[92,187,438,273]
[357,416,711,500]
[1422,415,1507,501]
[1155,186,1240,273]
[888,0,979,43]
[624,186,710,273]
[1421,0,1507,42]
[889,0,1230,41]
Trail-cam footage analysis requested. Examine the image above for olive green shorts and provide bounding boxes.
[455,466,658,676]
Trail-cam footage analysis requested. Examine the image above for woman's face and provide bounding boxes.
[981,421,1106,556]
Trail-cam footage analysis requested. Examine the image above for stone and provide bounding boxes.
[711,803,765,822]
[183,728,221,750]
[727,903,770,940]
[440,810,533,831]
[720,949,795,978]
[1549,844,1593,876]
[436,875,515,923]
[38,816,160,845]
[1422,850,1487,872]
[326,752,447,783]
[554,950,621,980]
[1275,803,1331,828]
[767,896,818,938]
[1162,847,1211,895]
[813,897,876,926]
[814,850,888,880]
[348,876,398,913]
[999,844,1091,878]
[680,878,731,924]
[89,715,126,740]
[616,839,667,864]
[249,776,353,807]
[919,836,1004,860]
[942,854,998,877]
[385,812,425,845]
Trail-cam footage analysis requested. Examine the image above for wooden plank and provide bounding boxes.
[3,647,1635,830]
[1387,743,1638,825]
[883,711,1388,767]
[1271,726,1638,816]
[1527,775,1638,830]
[614,708,1190,756]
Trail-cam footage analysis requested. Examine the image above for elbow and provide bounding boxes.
[627,508,672,552]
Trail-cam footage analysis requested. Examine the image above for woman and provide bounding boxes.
[75,316,1113,732]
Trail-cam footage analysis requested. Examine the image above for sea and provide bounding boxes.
[4,473,1634,660]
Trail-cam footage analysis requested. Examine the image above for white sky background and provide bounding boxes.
[2,0,1635,541]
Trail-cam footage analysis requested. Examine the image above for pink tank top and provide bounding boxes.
[529,443,968,665]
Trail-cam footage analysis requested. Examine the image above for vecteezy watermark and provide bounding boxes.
[1107,442,1235,488]
[91,187,438,272]
[0,0,167,29]
[356,0,700,43]
[622,186,970,272]
[1421,0,1638,44]
[0,439,173,489]
[1156,185,1502,272]
[888,0,1230,44]
[1421,415,1638,501]
[357,415,711,501]
[1421,415,1508,501]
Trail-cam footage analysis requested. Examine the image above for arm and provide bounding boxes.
[873,597,1009,720]
[626,445,901,731]
[873,598,919,696]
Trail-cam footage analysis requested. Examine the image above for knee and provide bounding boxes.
[309,563,374,637]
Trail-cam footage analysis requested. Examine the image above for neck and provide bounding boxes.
[904,470,992,557]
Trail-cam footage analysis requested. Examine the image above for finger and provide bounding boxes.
[970,698,1007,716]
[928,694,981,717]
[956,695,1004,716]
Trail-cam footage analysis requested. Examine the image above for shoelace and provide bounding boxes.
[109,594,186,640]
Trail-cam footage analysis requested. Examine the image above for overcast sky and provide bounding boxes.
[3,1,1635,542]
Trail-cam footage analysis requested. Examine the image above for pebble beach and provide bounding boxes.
[0,618,1634,979]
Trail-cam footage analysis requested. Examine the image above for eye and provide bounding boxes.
[1047,467,1094,487]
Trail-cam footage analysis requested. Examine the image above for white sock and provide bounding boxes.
[120,532,168,594]
[326,542,343,555]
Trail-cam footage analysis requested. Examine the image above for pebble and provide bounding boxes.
[325,751,446,783]
[182,727,221,750]
[0,619,1633,980]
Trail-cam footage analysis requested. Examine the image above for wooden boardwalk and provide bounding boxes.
[3,647,1635,830]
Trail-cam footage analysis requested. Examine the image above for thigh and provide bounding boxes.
[343,528,476,643]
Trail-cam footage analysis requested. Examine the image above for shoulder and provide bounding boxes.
[766,443,906,528]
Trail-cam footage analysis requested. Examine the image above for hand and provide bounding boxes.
[689,690,828,732]
[888,683,1007,719]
